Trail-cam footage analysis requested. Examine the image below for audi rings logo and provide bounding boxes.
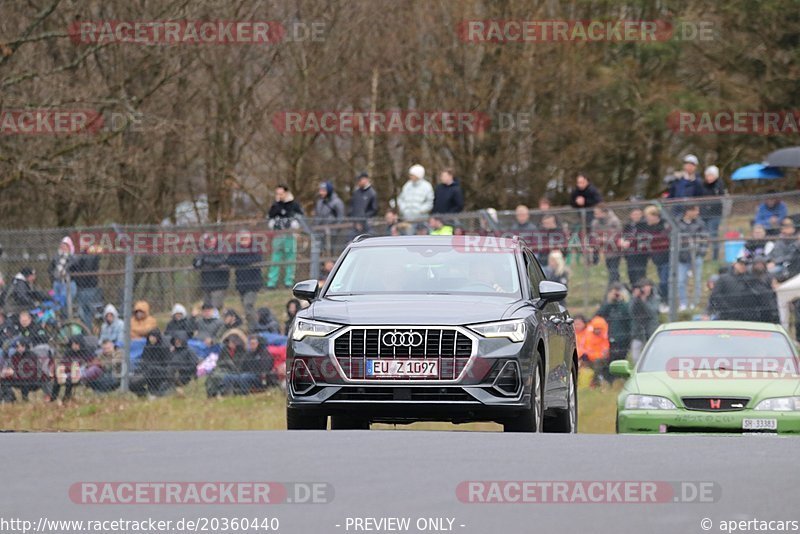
[382,331,424,347]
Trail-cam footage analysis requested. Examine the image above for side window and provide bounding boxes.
[525,251,544,298]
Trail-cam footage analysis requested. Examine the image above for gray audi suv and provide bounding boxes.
[286,234,577,432]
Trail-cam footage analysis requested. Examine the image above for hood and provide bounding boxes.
[146,328,163,344]
[68,335,89,352]
[307,294,519,326]
[61,236,75,255]
[170,330,189,345]
[224,309,243,328]
[13,272,28,283]
[172,303,187,317]
[133,300,150,317]
[630,371,800,407]
[104,304,119,321]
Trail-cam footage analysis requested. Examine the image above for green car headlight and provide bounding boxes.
[754,397,800,412]
[624,394,677,410]
[291,319,341,341]
[469,319,526,342]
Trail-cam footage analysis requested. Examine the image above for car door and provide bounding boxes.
[525,251,567,403]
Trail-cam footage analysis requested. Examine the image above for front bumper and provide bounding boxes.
[617,409,800,434]
[286,328,536,424]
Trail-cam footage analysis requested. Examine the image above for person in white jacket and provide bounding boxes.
[397,164,434,219]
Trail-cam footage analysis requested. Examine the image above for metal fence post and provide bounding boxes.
[580,208,589,311]
[120,251,134,393]
[298,216,321,281]
[668,224,680,322]
[309,229,321,281]
[65,272,73,320]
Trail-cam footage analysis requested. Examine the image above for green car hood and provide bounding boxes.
[628,371,800,407]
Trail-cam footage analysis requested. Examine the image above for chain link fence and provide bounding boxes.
[1,191,800,401]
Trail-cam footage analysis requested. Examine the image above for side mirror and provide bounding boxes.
[609,360,632,378]
[292,280,320,301]
[537,281,568,306]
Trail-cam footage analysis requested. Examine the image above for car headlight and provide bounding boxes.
[469,319,526,342]
[291,319,341,341]
[624,394,677,410]
[754,397,800,411]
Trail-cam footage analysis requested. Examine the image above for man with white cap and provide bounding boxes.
[397,164,434,219]
[667,154,703,199]
[699,164,726,260]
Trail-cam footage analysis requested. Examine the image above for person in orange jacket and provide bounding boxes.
[574,314,610,387]
[130,300,158,340]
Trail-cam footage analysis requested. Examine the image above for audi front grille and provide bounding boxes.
[332,327,474,381]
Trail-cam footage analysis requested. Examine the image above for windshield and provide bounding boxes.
[638,329,797,373]
[325,245,521,297]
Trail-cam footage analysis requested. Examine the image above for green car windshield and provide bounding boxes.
[326,245,521,297]
[639,328,797,373]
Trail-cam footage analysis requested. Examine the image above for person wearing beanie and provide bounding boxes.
[699,164,726,260]
[349,172,378,226]
[6,267,49,315]
[397,164,434,219]
[314,181,346,224]
[666,154,703,199]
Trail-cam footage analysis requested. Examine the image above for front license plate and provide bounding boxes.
[366,359,438,378]
[742,418,778,430]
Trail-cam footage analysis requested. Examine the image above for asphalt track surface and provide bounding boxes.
[0,431,796,534]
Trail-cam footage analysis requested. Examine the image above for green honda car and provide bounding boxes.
[612,321,800,434]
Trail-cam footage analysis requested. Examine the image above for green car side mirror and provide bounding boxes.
[609,360,632,378]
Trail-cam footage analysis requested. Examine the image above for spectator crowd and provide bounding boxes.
[2,154,800,400]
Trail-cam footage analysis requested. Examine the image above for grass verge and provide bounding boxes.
[0,379,621,433]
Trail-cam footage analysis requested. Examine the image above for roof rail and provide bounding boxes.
[351,234,373,243]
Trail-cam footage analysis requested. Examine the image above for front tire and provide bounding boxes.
[544,363,577,433]
[286,408,327,430]
[504,356,543,433]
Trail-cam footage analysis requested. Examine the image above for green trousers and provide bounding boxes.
[267,234,297,288]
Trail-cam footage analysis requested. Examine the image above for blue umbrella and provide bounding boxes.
[731,163,784,181]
